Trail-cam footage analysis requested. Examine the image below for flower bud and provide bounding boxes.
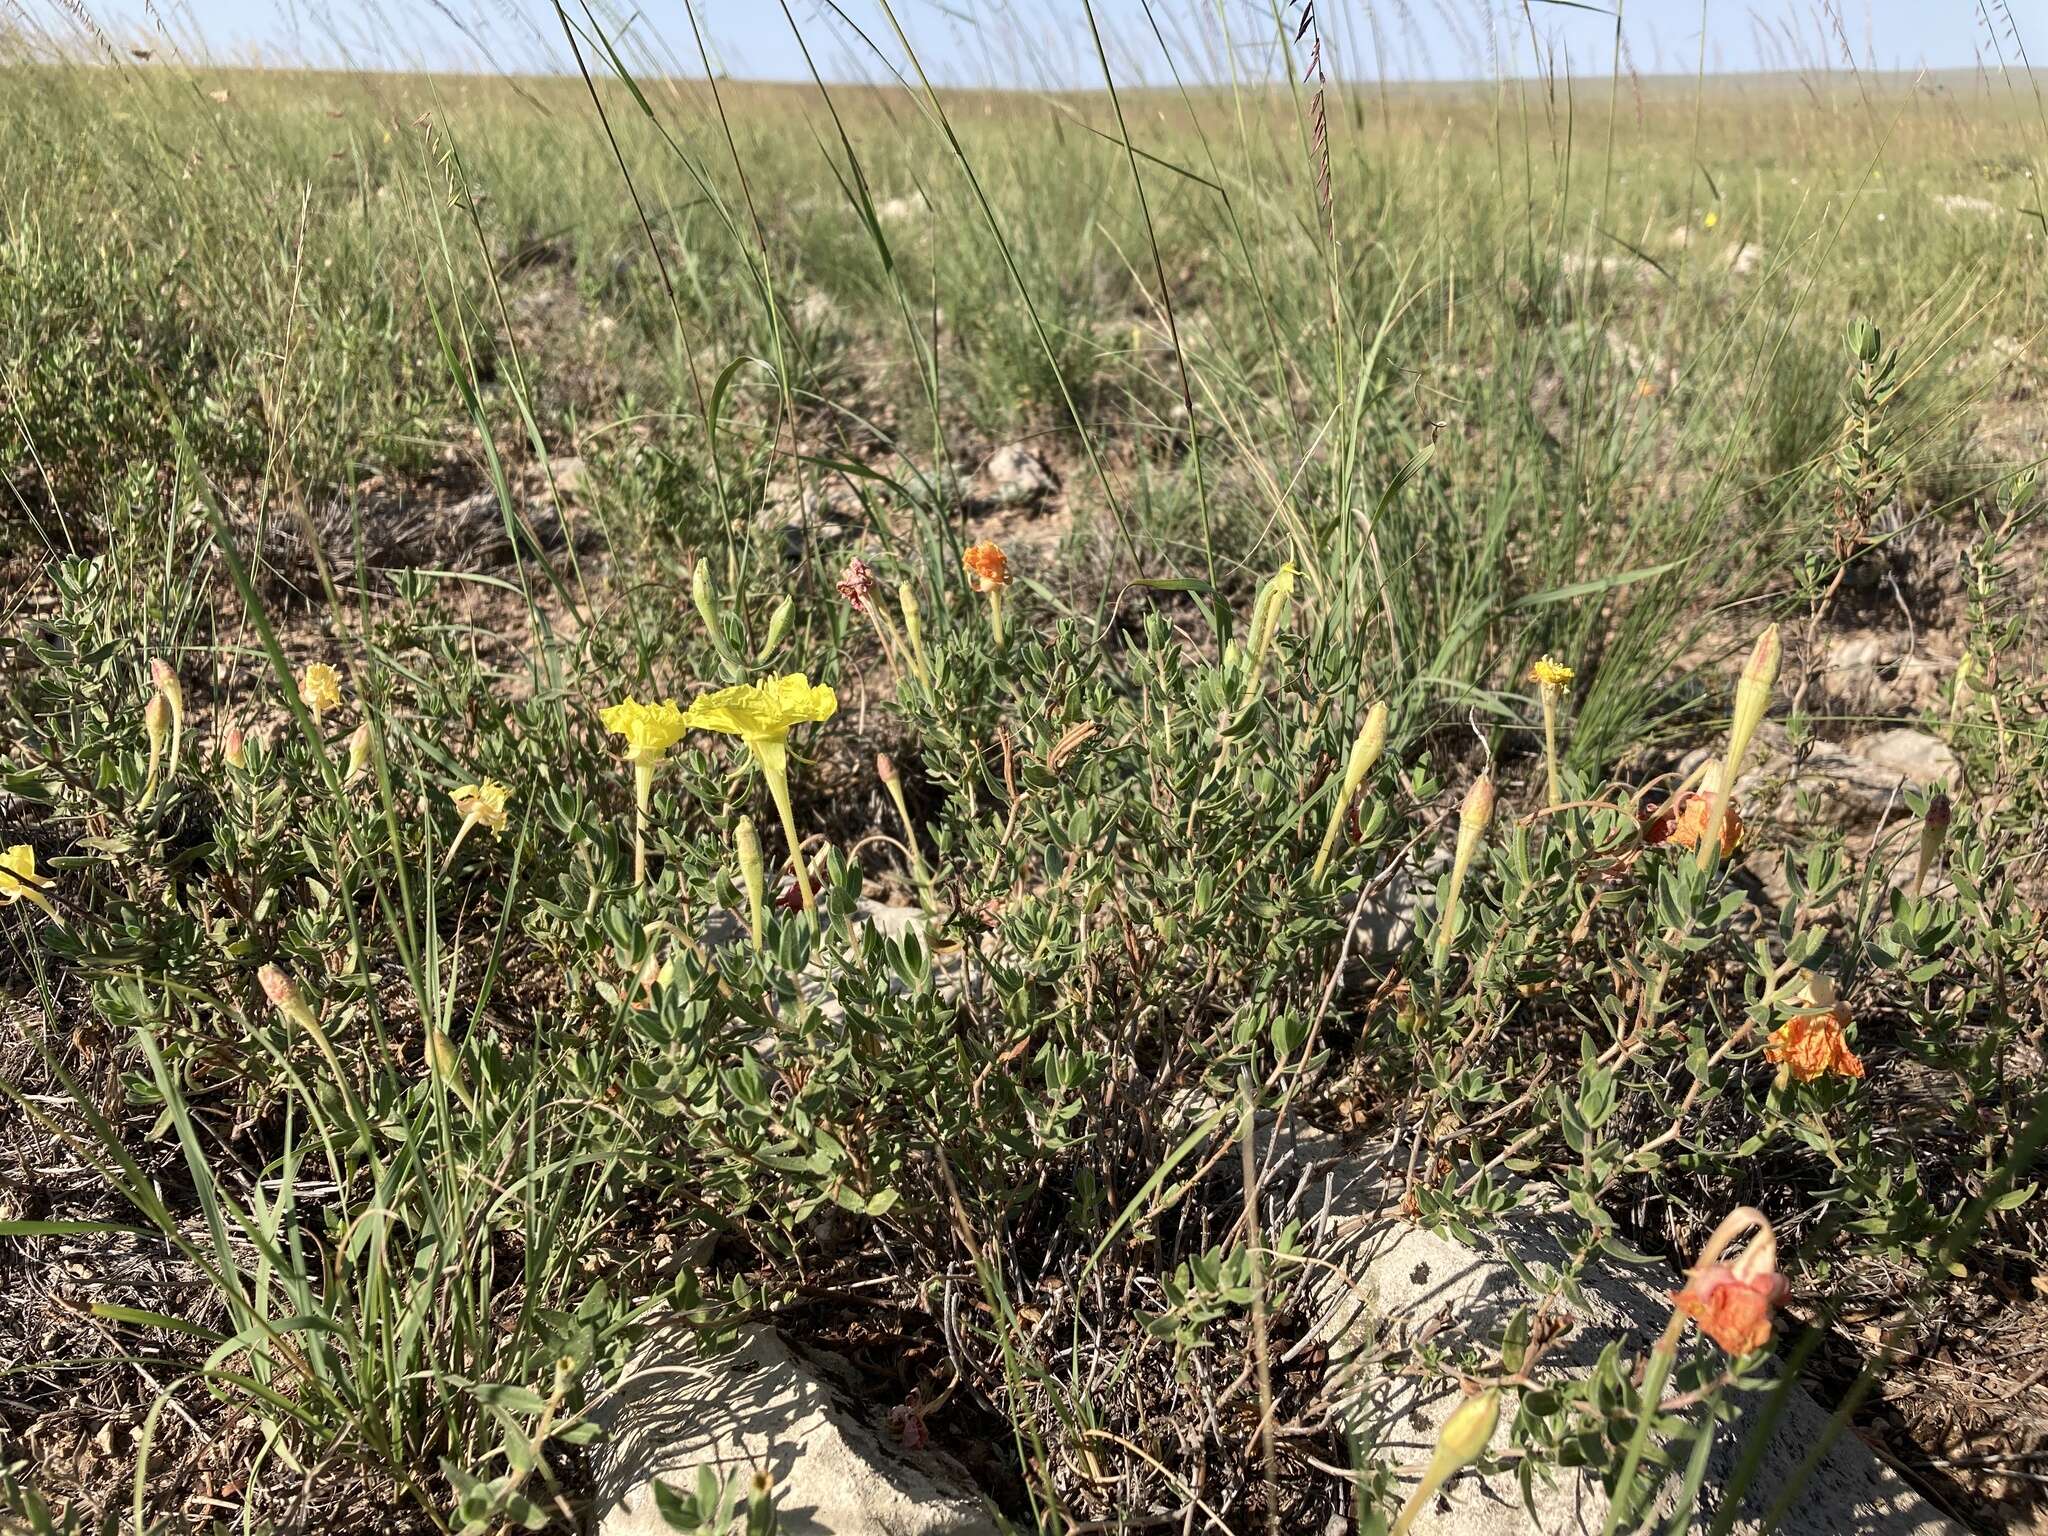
[691,560,719,637]
[1847,317,1881,366]
[258,963,321,1033]
[344,721,373,784]
[150,658,183,716]
[224,725,248,770]
[144,692,169,749]
[1340,702,1389,803]
[735,815,766,952]
[1912,792,1952,896]
[757,594,794,659]
[1458,773,1496,835]
[1726,624,1781,783]
[1432,1389,1500,1473]
[876,752,899,786]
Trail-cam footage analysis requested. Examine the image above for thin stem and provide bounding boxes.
[632,761,653,889]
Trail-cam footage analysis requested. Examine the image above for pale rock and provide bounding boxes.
[1682,723,1949,832]
[1261,1124,1962,1535]
[980,444,1058,505]
[548,454,586,499]
[592,1324,998,1536]
[1845,729,1958,788]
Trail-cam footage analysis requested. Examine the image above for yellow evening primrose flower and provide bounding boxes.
[0,844,57,921]
[600,697,690,764]
[1529,656,1575,691]
[300,662,343,720]
[687,675,838,913]
[453,779,511,833]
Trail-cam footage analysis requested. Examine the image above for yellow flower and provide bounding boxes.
[1703,209,1720,229]
[685,675,838,753]
[687,674,838,913]
[300,662,343,719]
[0,844,56,920]
[452,779,511,834]
[1529,656,1574,691]
[600,696,690,765]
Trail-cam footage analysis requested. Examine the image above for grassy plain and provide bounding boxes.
[3,11,2047,1535]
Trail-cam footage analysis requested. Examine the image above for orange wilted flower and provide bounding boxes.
[962,540,1010,593]
[1764,972,1864,1083]
[1643,761,1740,857]
[1671,1207,1788,1357]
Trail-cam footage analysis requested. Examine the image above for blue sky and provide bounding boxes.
[25,0,2031,86]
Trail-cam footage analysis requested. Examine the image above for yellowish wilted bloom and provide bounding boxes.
[452,780,510,833]
[602,696,689,888]
[299,662,343,722]
[0,844,57,921]
[1529,656,1574,692]
[687,675,838,913]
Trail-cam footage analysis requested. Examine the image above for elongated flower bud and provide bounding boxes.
[224,725,248,770]
[876,752,899,786]
[1310,701,1389,884]
[1391,1389,1499,1536]
[427,1028,475,1109]
[1912,792,1951,896]
[1342,702,1390,803]
[344,721,373,784]
[898,584,931,685]
[757,594,794,659]
[258,963,321,1034]
[137,693,170,809]
[1240,562,1298,706]
[1433,1389,1500,1473]
[735,816,766,952]
[691,560,719,637]
[1726,624,1781,785]
[150,657,182,716]
[1433,775,1495,974]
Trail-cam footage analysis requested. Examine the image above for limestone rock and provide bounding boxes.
[1683,723,1953,833]
[980,444,1057,506]
[593,1324,997,1536]
[1845,729,1958,788]
[1262,1125,1962,1535]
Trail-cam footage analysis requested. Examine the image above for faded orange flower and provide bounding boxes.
[1643,764,1741,858]
[962,540,1010,592]
[1671,1262,1788,1356]
[1764,973,1864,1083]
